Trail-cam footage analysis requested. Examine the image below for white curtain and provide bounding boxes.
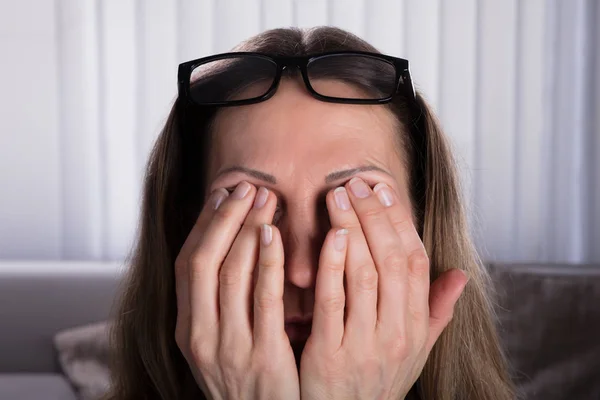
[0,0,598,263]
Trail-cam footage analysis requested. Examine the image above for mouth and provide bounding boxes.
[284,317,312,342]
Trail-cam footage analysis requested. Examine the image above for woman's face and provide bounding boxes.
[207,78,412,347]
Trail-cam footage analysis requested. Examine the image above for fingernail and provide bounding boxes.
[334,229,348,251]
[232,181,252,200]
[334,187,351,210]
[373,183,394,207]
[254,187,269,209]
[212,188,229,210]
[261,224,273,246]
[348,177,370,198]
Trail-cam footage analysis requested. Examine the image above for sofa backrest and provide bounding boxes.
[2,260,599,400]
[0,262,124,373]
[488,263,600,400]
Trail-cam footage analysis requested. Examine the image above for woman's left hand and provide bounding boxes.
[300,178,469,400]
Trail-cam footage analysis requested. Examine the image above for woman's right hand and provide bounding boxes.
[174,181,300,400]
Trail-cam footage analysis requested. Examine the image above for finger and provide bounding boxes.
[377,184,432,340]
[326,184,377,341]
[346,179,410,334]
[312,228,348,349]
[380,182,426,258]
[174,188,229,340]
[188,181,256,334]
[391,216,431,343]
[220,187,278,343]
[373,183,430,338]
[426,269,469,353]
[253,224,286,347]
[177,187,230,275]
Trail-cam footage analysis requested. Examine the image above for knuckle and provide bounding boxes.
[259,256,279,270]
[408,249,430,277]
[355,265,378,291]
[188,249,204,266]
[362,206,384,220]
[319,294,346,314]
[323,259,344,274]
[254,292,281,311]
[392,217,412,234]
[340,220,362,233]
[174,257,188,278]
[219,267,242,287]
[188,258,209,282]
[382,250,406,279]
[189,336,214,367]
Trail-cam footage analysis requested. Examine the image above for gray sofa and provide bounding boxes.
[489,263,600,399]
[0,261,599,400]
[0,262,122,400]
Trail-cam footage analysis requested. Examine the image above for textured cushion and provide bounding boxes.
[0,373,77,400]
[54,321,111,400]
[488,263,600,400]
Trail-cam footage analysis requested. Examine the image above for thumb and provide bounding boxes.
[425,268,469,353]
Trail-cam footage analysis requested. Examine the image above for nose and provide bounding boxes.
[280,211,328,289]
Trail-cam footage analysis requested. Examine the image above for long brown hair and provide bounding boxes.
[103,27,515,400]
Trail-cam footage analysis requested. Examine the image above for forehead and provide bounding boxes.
[208,79,406,188]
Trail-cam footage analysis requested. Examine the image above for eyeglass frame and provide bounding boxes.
[177,50,417,107]
[176,50,427,230]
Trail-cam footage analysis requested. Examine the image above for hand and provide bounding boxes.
[300,178,469,399]
[174,182,300,400]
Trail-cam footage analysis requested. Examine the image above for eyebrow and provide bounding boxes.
[216,165,392,184]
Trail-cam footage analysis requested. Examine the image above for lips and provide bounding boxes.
[285,320,312,342]
[285,315,312,324]
[284,316,313,342]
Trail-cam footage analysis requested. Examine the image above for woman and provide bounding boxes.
[105,27,515,399]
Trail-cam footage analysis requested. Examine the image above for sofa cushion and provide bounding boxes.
[488,263,600,400]
[0,373,77,400]
[54,321,111,400]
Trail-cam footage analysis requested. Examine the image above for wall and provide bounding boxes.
[0,0,598,262]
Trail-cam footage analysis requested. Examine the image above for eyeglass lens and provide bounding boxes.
[189,54,397,104]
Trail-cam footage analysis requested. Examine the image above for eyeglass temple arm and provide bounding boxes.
[397,68,416,101]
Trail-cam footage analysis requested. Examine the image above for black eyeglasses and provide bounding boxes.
[177,51,416,107]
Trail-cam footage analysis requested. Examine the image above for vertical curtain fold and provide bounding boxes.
[0,0,597,262]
